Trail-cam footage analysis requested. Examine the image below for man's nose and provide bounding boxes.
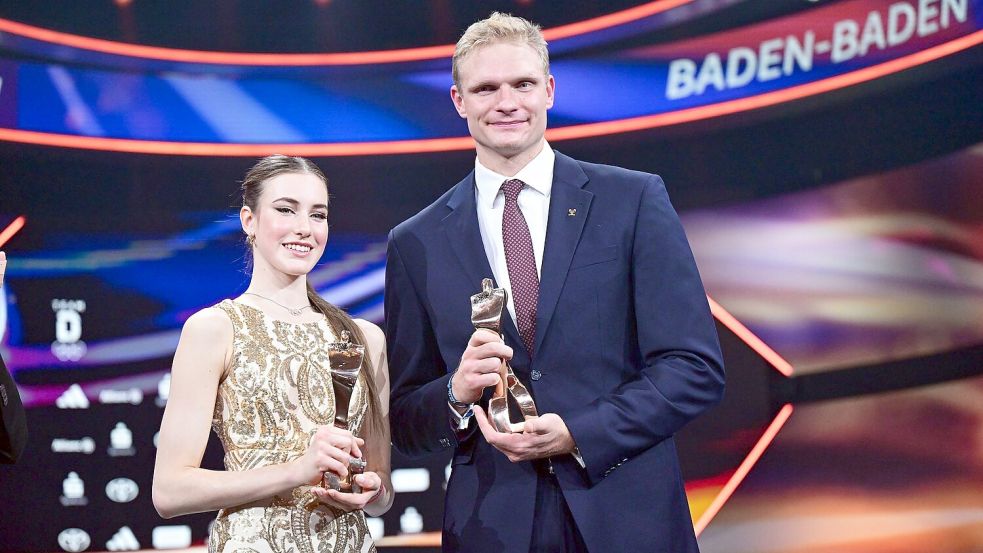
[495,86,519,111]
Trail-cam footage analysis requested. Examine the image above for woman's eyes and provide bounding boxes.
[275,207,326,221]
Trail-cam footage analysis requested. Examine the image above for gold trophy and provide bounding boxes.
[471,278,539,433]
[322,330,367,493]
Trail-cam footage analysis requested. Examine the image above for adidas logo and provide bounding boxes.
[56,384,90,409]
[106,526,140,551]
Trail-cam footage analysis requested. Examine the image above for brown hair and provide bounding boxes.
[241,154,384,438]
[452,12,549,89]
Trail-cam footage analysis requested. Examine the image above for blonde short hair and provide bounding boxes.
[452,12,550,88]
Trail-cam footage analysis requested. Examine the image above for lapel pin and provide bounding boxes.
[567,208,577,217]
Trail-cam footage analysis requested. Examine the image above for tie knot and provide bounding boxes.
[501,179,525,203]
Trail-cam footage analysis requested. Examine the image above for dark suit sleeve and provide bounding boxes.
[564,175,725,485]
[384,230,463,458]
[0,353,28,464]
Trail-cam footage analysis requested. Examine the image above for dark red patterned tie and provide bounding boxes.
[501,179,539,356]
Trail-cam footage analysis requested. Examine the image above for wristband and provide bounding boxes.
[447,374,473,409]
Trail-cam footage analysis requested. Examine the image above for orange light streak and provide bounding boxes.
[0,30,978,156]
[544,0,693,41]
[0,129,475,157]
[0,216,26,248]
[693,403,795,536]
[706,295,794,377]
[0,1,691,66]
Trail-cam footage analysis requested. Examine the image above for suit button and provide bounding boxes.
[531,370,542,381]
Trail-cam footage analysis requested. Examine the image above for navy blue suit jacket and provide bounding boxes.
[385,152,725,552]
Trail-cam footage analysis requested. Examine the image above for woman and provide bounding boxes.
[153,155,392,552]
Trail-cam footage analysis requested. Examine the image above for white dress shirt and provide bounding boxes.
[474,144,555,324]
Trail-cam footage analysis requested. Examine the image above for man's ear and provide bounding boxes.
[450,85,468,119]
[545,74,555,110]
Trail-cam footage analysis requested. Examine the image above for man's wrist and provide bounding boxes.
[447,373,474,409]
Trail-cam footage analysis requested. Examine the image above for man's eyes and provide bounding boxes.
[473,82,534,94]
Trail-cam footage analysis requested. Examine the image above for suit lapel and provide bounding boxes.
[535,152,592,356]
[442,172,492,289]
[441,172,526,359]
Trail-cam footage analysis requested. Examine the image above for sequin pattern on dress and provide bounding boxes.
[208,300,374,553]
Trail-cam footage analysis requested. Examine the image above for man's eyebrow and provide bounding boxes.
[470,74,541,88]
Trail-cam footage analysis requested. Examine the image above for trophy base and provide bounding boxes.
[322,457,366,494]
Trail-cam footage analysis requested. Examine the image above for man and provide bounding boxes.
[1,251,29,464]
[385,13,724,552]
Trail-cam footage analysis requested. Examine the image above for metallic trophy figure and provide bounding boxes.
[470,278,539,433]
[322,330,367,493]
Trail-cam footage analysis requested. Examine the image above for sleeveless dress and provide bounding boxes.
[207,300,375,553]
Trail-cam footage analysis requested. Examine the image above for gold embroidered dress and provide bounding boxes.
[208,300,374,553]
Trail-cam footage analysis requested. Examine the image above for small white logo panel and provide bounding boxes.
[156,373,171,406]
[60,472,88,506]
[51,437,95,454]
[105,526,140,551]
[105,477,139,503]
[99,387,143,405]
[400,506,423,534]
[56,384,90,409]
[51,299,87,362]
[152,525,192,549]
[107,422,135,456]
[391,468,430,493]
[57,528,91,552]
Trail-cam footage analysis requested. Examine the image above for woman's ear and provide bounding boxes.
[240,206,255,238]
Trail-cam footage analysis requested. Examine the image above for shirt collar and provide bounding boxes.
[474,142,555,209]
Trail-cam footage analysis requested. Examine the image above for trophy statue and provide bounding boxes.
[471,278,539,433]
[322,330,367,493]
